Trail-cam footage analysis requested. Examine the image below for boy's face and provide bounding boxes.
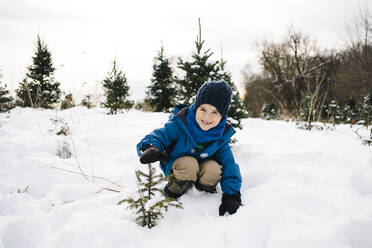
[195,104,222,131]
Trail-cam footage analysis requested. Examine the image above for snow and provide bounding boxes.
[1,107,372,248]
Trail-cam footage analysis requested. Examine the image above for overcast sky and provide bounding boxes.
[0,0,368,101]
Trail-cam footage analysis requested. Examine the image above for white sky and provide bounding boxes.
[0,0,367,101]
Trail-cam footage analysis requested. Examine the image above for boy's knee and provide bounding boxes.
[198,160,222,186]
[172,156,199,181]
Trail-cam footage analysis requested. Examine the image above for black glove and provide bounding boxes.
[219,193,241,216]
[140,146,169,164]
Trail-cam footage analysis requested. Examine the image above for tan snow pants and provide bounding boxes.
[172,156,222,186]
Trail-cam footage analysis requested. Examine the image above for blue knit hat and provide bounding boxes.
[194,80,232,119]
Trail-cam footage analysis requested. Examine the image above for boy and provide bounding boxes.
[136,80,242,216]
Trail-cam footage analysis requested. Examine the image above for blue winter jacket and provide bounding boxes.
[136,105,242,195]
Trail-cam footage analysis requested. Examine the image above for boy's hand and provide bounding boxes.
[219,193,241,216]
[140,146,169,164]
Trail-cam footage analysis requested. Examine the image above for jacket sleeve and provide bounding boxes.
[136,117,181,156]
[215,141,242,195]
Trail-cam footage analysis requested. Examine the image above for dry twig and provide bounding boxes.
[50,166,122,189]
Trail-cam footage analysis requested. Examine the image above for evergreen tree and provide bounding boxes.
[61,93,75,110]
[81,95,93,109]
[175,19,220,104]
[328,100,342,125]
[217,57,248,129]
[298,95,318,130]
[360,92,372,127]
[175,19,248,129]
[320,100,341,125]
[16,35,61,108]
[343,97,360,124]
[102,60,134,114]
[320,101,330,122]
[300,95,312,123]
[0,71,14,112]
[145,46,176,112]
[261,103,277,120]
[118,164,182,228]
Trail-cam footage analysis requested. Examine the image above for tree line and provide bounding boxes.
[1,11,372,130]
[0,19,247,130]
[243,7,372,129]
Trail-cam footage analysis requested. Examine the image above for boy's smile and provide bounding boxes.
[195,104,222,131]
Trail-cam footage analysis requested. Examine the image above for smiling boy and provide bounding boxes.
[195,103,222,130]
[137,80,242,216]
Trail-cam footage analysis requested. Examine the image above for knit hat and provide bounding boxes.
[194,80,232,119]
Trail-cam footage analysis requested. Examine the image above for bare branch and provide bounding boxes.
[69,135,89,180]
[50,166,123,189]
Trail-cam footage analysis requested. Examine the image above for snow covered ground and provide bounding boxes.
[1,107,372,248]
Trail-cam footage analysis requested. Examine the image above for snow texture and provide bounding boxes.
[1,107,372,248]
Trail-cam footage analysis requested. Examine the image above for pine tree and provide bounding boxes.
[81,95,93,109]
[261,103,277,120]
[102,60,134,114]
[175,19,247,129]
[16,35,61,108]
[320,101,330,122]
[61,93,75,110]
[300,95,313,121]
[328,100,342,125]
[118,164,182,228]
[175,19,220,104]
[360,92,372,127]
[145,46,176,112]
[297,95,315,130]
[343,97,360,124]
[217,57,249,129]
[0,71,14,112]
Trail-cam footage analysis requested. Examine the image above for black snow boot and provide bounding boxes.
[194,181,217,193]
[164,173,193,199]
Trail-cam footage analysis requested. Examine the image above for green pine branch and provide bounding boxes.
[118,163,183,228]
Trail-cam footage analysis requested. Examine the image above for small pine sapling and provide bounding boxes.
[261,103,277,120]
[81,95,93,109]
[342,97,360,125]
[49,114,71,136]
[0,71,14,112]
[56,140,72,159]
[118,163,182,228]
[61,93,75,110]
[360,93,372,127]
[328,100,342,126]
